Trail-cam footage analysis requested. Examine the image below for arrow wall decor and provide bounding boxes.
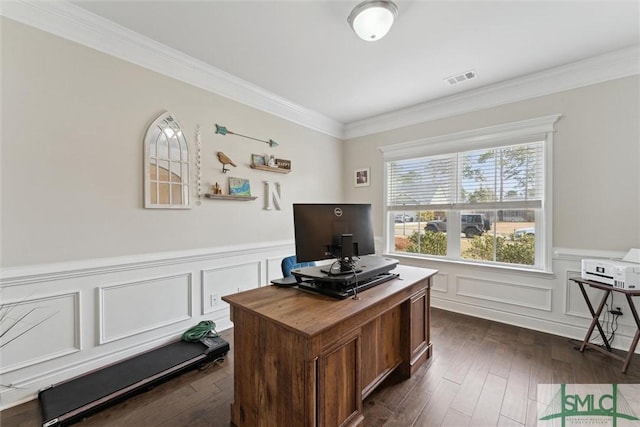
[215,124,279,148]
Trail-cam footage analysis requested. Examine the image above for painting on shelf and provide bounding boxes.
[251,154,266,166]
[229,177,251,196]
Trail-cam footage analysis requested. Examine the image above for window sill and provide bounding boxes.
[385,252,555,279]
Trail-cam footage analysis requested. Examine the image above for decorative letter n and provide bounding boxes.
[264,181,282,210]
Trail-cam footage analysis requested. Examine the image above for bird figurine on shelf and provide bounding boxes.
[217,151,236,173]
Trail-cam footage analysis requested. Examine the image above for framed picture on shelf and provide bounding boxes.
[251,154,266,166]
[354,168,370,187]
[229,177,251,196]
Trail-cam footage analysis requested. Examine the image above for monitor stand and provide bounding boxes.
[292,254,399,290]
[297,271,399,299]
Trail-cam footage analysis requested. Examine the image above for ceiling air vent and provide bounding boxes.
[444,69,477,85]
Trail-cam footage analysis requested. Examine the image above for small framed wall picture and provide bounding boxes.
[229,177,251,196]
[354,168,370,187]
[251,154,266,166]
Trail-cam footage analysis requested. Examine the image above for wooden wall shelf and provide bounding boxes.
[204,194,257,201]
[250,165,290,174]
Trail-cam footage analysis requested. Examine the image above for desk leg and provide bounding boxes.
[578,284,612,352]
[622,294,640,373]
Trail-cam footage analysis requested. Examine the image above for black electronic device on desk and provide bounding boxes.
[270,276,299,287]
[291,203,400,299]
[296,272,400,299]
[292,255,400,299]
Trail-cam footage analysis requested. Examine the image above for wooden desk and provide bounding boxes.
[570,277,640,373]
[222,265,436,427]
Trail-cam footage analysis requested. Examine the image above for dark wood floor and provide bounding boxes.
[3,308,640,427]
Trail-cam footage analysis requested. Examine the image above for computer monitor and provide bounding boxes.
[293,203,375,273]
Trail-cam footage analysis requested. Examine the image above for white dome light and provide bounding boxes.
[348,0,398,42]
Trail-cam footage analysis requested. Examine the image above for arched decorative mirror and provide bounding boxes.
[144,112,191,209]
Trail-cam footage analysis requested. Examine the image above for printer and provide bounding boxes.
[581,248,640,289]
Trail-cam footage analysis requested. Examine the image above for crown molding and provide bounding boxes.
[2,1,638,140]
[0,0,344,139]
[345,45,640,139]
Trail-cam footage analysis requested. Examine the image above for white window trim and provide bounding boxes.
[380,114,561,273]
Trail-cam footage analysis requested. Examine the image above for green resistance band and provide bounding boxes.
[182,320,218,342]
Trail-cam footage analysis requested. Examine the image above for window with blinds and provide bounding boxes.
[382,114,559,272]
[387,142,544,211]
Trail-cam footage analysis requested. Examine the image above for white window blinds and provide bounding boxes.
[387,141,544,211]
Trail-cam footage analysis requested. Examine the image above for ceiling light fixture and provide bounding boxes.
[347,0,398,42]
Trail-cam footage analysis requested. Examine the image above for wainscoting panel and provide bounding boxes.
[431,272,448,293]
[456,275,552,311]
[565,269,592,319]
[0,243,294,409]
[564,268,632,320]
[417,248,640,362]
[98,273,193,345]
[1,292,80,374]
[562,266,639,348]
[3,243,638,410]
[201,261,262,315]
[267,256,285,284]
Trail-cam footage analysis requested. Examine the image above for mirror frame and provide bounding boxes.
[144,111,191,209]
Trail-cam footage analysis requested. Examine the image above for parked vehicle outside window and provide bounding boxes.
[394,214,414,223]
[425,214,490,238]
[514,227,535,239]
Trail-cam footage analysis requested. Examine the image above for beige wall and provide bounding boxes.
[1,18,344,268]
[343,76,640,252]
[4,17,637,269]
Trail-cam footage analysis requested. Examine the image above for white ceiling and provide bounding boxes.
[3,0,635,137]
[65,0,640,125]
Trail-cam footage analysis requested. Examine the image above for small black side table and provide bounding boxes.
[571,277,640,373]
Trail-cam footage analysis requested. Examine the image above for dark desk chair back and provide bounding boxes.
[281,256,316,277]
